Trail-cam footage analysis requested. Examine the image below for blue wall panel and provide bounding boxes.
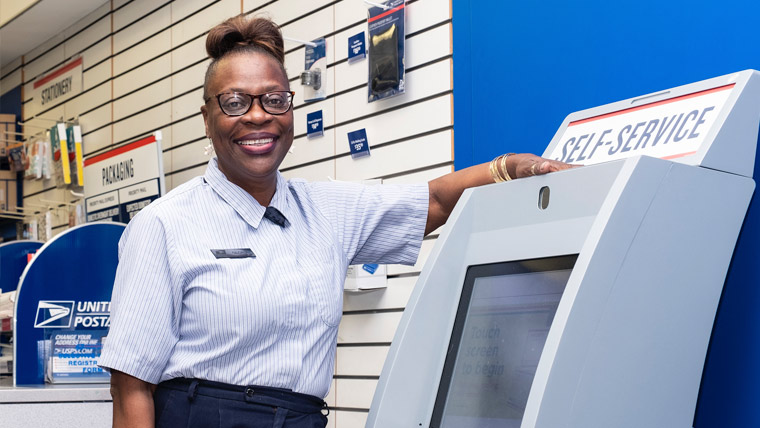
[0,85,24,237]
[453,1,760,426]
[453,1,760,167]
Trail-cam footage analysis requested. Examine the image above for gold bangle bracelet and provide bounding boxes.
[500,154,511,181]
[490,157,505,182]
[500,153,516,181]
[496,154,509,182]
[495,155,507,182]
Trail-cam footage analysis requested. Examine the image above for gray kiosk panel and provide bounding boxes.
[367,70,760,428]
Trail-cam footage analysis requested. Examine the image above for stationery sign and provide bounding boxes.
[83,133,165,223]
[548,84,734,165]
[32,57,83,110]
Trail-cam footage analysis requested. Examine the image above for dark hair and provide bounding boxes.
[203,15,287,99]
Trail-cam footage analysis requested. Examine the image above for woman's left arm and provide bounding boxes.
[426,153,573,235]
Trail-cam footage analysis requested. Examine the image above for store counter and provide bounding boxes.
[0,377,111,427]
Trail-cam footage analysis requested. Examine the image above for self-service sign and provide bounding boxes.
[549,84,734,165]
[83,134,164,223]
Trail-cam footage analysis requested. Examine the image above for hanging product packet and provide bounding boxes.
[367,0,406,102]
[25,139,38,179]
[49,125,66,188]
[8,146,26,172]
[65,125,84,187]
[302,38,327,102]
[41,138,52,180]
[56,122,74,185]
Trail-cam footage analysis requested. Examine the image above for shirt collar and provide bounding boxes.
[203,157,292,229]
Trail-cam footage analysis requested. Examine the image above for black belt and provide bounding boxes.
[157,378,329,415]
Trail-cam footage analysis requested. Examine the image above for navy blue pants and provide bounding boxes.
[154,378,328,428]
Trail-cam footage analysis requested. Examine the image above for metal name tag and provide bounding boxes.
[210,248,256,259]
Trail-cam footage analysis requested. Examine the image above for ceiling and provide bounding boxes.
[0,0,108,71]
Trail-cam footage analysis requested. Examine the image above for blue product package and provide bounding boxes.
[307,110,324,139]
[348,129,371,159]
[367,0,406,102]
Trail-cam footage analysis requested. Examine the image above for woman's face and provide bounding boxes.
[201,51,294,190]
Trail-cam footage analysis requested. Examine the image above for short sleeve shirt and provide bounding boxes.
[98,158,429,398]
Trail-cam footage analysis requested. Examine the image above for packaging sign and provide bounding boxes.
[307,110,324,138]
[348,129,371,159]
[548,84,734,165]
[348,32,366,63]
[32,57,83,111]
[83,133,164,223]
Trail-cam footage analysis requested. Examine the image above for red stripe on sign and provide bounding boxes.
[33,57,83,89]
[368,3,405,23]
[662,151,698,160]
[569,83,735,127]
[84,135,156,167]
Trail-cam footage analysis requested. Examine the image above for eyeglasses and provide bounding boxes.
[208,91,295,116]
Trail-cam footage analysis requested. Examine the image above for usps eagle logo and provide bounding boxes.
[34,301,74,328]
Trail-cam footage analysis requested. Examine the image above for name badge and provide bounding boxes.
[211,248,256,259]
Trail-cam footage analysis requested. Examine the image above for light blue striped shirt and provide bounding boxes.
[99,157,428,398]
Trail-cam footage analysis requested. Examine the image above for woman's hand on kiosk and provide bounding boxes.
[507,153,576,179]
[426,153,575,235]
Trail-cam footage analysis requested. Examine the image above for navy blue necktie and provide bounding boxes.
[263,206,288,227]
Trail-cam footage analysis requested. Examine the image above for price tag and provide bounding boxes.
[348,129,371,159]
[307,110,324,139]
[348,32,366,63]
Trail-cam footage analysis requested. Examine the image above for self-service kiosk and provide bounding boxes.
[367,70,760,427]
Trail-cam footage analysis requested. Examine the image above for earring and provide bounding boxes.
[203,137,214,156]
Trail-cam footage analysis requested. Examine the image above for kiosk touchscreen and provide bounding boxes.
[431,256,576,428]
[367,70,760,428]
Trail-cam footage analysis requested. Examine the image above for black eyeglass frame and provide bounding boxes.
[207,90,296,116]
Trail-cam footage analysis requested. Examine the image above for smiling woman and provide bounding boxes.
[201,50,294,204]
[97,13,571,428]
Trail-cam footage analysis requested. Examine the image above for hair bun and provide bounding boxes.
[206,15,285,64]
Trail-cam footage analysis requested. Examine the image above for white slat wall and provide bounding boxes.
[0,58,23,97]
[13,1,452,426]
